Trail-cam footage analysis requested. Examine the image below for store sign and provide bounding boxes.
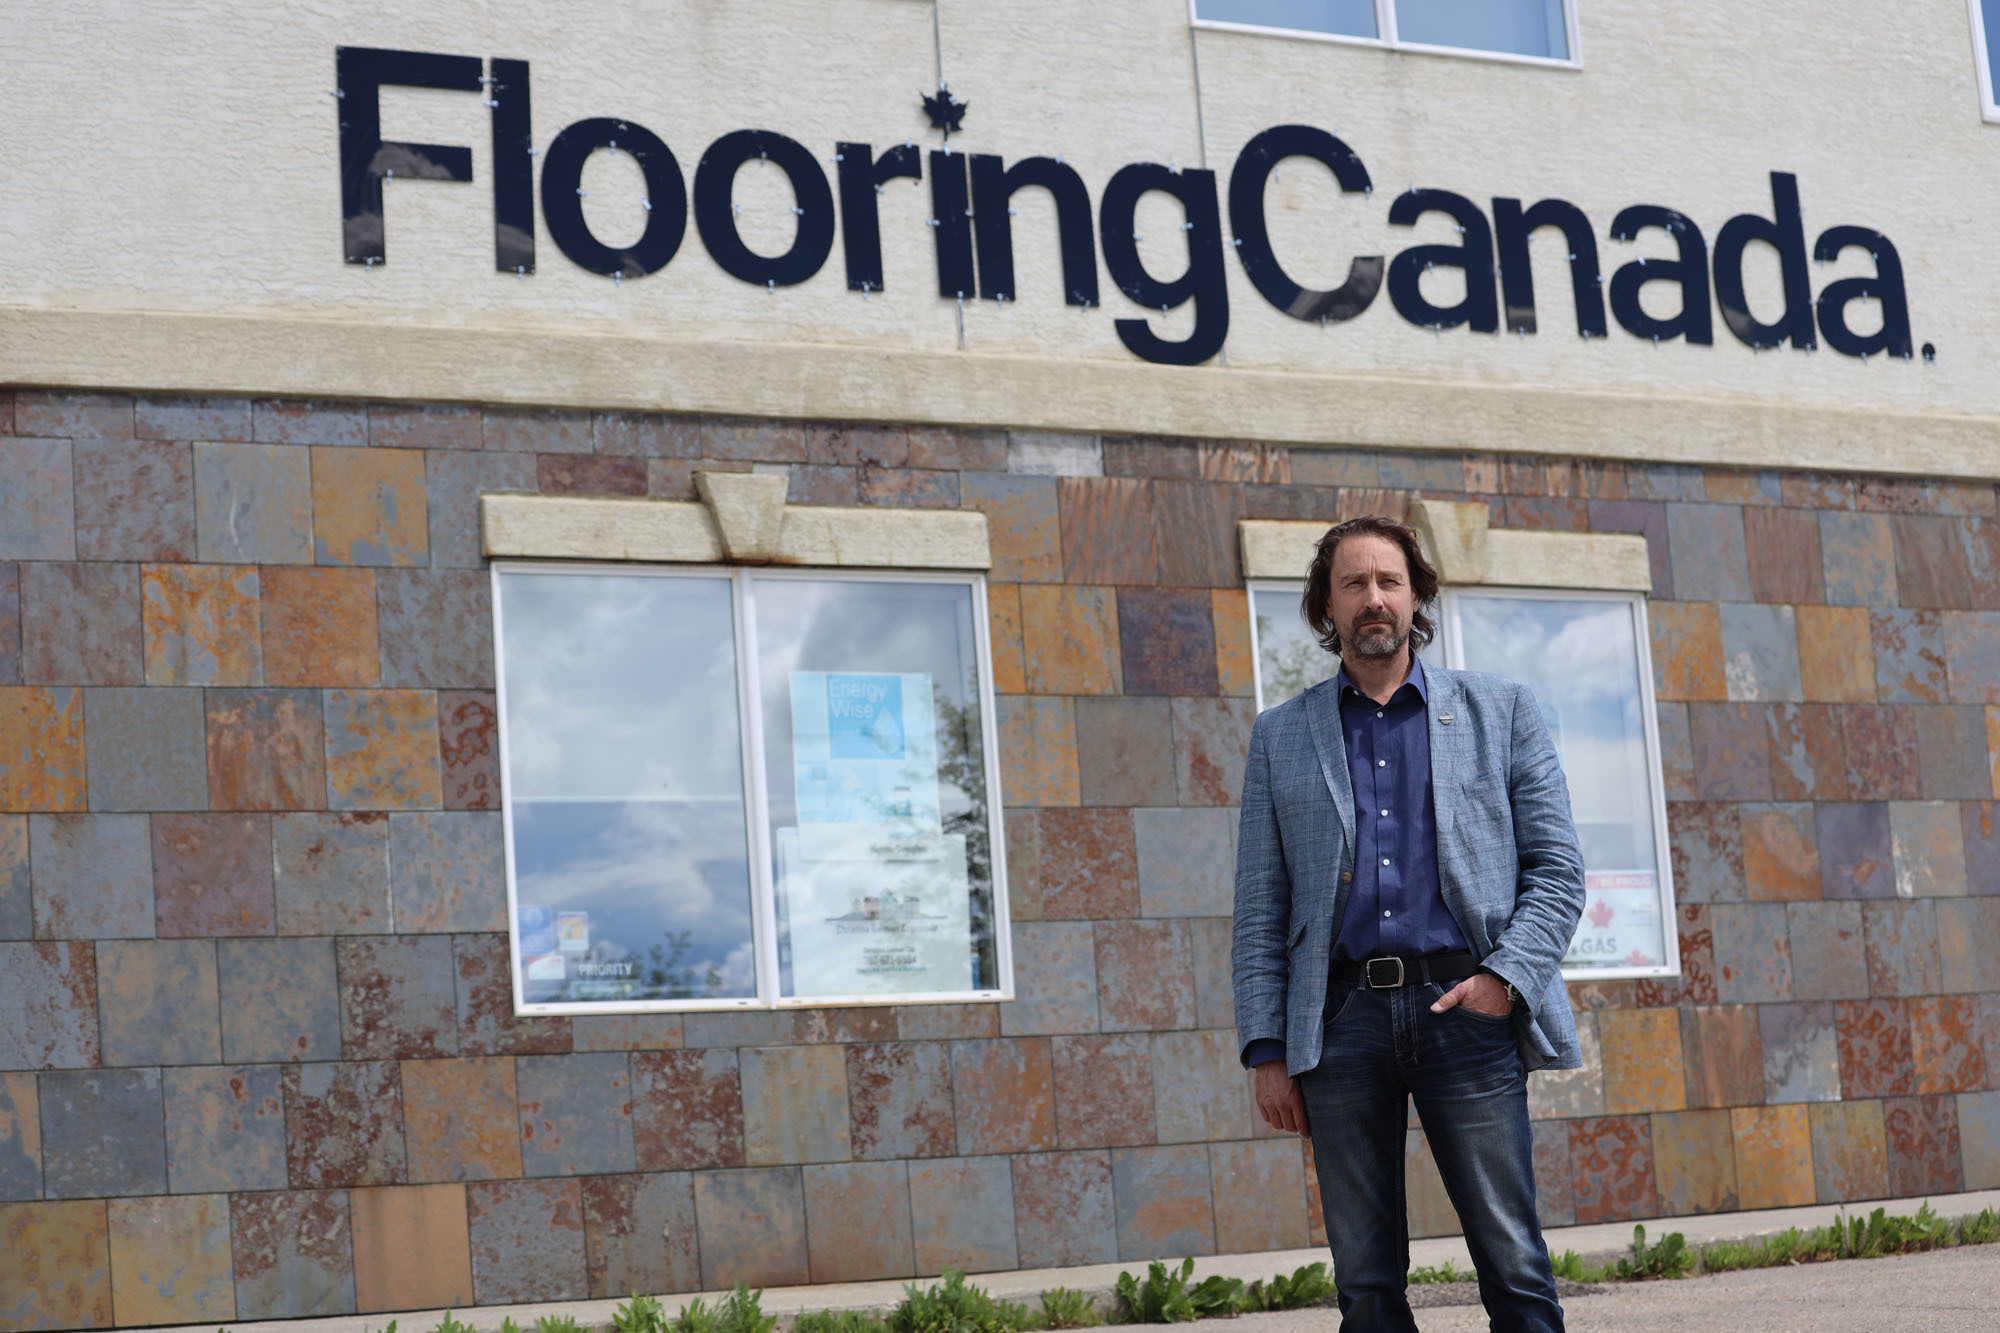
[336,45,1915,368]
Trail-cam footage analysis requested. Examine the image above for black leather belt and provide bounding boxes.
[1331,950,1481,990]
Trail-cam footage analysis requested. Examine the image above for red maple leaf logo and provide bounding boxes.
[1625,949,1653,967]
[1586,899,1615,929]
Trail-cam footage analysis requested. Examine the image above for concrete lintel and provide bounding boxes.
[481,493,722,562]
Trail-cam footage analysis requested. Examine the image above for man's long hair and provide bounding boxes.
[1300,515,1441,654]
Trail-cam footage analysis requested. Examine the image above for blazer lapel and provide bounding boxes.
[1426,666,1467,912]
[1303,681,1357,852]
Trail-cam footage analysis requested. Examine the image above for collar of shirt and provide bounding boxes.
[1335,651,1428,707]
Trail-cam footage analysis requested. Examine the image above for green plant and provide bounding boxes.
[1605,1225,1691,1281]
[889,1270,1035,1333]
[1037,1288,1102,1328]
[1243,1263,1331,1311]
[1957,1207,2000,1246]
[434,1314,475,1333]
[1406,1259,1468,1285]
[501,1319,525,1333]
[1545,1249,1601,1283]
[714,1286,780,1333]
[795,1311,891,1333]
[1112,1259,1246,1324]
[617,1294,672,1333]
[537,1317,585,1333]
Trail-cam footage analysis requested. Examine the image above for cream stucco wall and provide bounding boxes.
[5,0,2000,474]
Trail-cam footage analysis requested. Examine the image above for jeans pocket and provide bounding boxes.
[1324,981,1360,1029]
[1452,1002,1516,1025]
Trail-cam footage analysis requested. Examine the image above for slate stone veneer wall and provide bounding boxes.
[1,387,1998,1328]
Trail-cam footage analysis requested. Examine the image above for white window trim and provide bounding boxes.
[1972,0,2000,122]
[492,560,1015,1016]
[1189,0,1583,71]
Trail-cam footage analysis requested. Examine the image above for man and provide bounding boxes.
[1232,515,1586,1332]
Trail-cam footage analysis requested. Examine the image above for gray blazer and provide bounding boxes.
[1232,665,1587,1075]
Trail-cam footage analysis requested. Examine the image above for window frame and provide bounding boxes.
[1972,0,2000,122]
[1243,579,1679,982]
[1189,0,1583,71]
[491,559,1016,1016]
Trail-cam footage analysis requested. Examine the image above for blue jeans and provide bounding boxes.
[1299,979,1563,1333]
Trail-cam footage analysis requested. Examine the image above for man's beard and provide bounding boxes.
[1346,619,1407,659]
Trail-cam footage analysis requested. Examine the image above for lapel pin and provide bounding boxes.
[1439,712,1453,725]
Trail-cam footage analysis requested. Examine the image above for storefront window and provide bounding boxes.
[1247,583,1676,979]
[493,565,1010,1013]
[1193,0,1575,64]
[1974,0,2000,120]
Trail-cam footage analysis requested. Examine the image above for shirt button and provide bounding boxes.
[1380,809,1389,817]
[1341,872,1353,883]
[1383,910,1392,918]
[1382,858,1390,866]
[1376,710,1384,718]
[1378,759,1386,767]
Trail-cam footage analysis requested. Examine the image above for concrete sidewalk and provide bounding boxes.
[189,1187,2000,1333]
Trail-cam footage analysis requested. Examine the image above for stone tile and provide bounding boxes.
[403,1056,523,1183]
[741,1046,852,1166]
[1600,1009,1687,1114]
[134,394,251,443]
[1289,448,1381,489]
[1658,701,1699,800]
[1871,610,1948,704]
[337,935,459,1059]
[1005,807,1043,922]
[951,1038,1056,1154]
[1000,922,1098,1037]
[284,1062,407,1189]
[1036,808,1139,921]
[85,686,208,812]
[1667,803,1743,902]
[217,937,341,1065]
[1649,1108,1739,1215]
[1916,706,1994,799]
[1885,1094,1962,1195]
[387,812,505,933]
[479,406,591,455]
[1008,431,1102,477]
[1527,1012,1604,1120]
[230,1189,356,1318]
[1587,500,1672,599]
[1945,611,2000,705]
[893,1004,999,1042]
[1819,511,1899,607]
[1741,803,1819,901]
[1111,1144,1214,1261]
[995,696,1079,808]
[678,1011,792,1049]
[248,400,365,449]
[697,416,806,463]
[1012,1149,1117,1267]
[1568,1115,1657,1225]
[1210,589,1255,697]
[140,564,259,687]
[425,450,539,568]
[1910,996,1987,1094]
[151,813,274,937]
[1151,480,1244,588]
[454,932,571,1055]
[988,584,1026,695]
[1711,903,1792,1002]
[377,570,493,690]
[1962,1091,2000,1190]
[74,440,196,563]
[514,1052,635,1177]
[1937,899,2000,993]
[0,942,99,1070]
[1096,919,1195,1031]
[1189,917,1235,1031]
[1687,702,1772,800]
[846,1041,955,1160]
[907,1156,1018,1274]
[1892,800,1969,897]
[1796,605,1876,702]
[1131,806,1233,918]
[908,425,1007,472]
[324,689,442,810]
[581,1172,701,1298]
[537,454,647,496]
[29,813,153,939]
[1059,478,1157,585]
[1118,588,1218,696]
[631,1049,744,1170]
[1720,603,1802,702]
[22,561,142,685]
[312,448,429,567]
[437,689,499,811]
[0,1199,113,1328]
[961,474,1063,583]
[39,1068,166,1198]
[1703,469,1780,507]
[1648,602,1724,701]
[1892,515,1974,609]
[1785,901,1867,1001]
[1208,1139,1308,1253]
[802,1160,915,1282]
[1766,702,1848,800]
[859,468,960,508]
[1529,1119,1575,1229]
[1818,802,1896,899]
[0,1072,39,1200]
[273,813,390,934]
[0,439,75,561]
[1681,1004,1764,1109]
[1730,1104,1816,1210]
[1074,697,1178,807]
[0,564,17,689]
[349,1183,471,1312]
[259,567,379,688]
[693,1166,811,1289]
[1151,1029,1253,1143]
[1050,1032,1156,1151]
[1666,503,1751,602]
[1172,696,1254,807]
[1376,451,1464,492]
[97,939,220,1066]
[1837,998,1915,1098]
[1967,802,2000,893]
[1504,495,1587,531]
[194,442,314,565]
[162,1064,287,1194]
[1855,477,1936,514]
[1019,585,1121,695]
[1641,902,1718,1006]
[107,1194,234,1325]
[1743,507,1825,604]
[206,689,325,812]
[467,1178,589,1304]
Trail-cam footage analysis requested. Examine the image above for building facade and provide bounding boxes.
[3,0,2000,1326]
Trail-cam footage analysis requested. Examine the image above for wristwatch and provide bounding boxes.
[1485,970,1520,1006]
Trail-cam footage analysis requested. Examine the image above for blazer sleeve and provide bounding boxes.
[1478,681,1586,1013]
[1232,710,1292,1066]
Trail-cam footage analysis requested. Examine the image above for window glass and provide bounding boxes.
[497,571,757,1005]
[1982,0,2000,110]
[1394,0,1568,59]
[754,578,998,999]
[1451,593,1667,971]
[1195,0,1378,39]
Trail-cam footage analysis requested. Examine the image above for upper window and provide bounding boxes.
[1247,581,1676,981]
[493,564,1010,1014]
[1193,0,1576,65]
[1973,0,2000,120]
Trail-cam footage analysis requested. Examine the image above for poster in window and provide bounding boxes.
[780,671,975,996]
[1563,871,1664,969]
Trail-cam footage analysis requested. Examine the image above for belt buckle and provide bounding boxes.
[1363,956,1405,989]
